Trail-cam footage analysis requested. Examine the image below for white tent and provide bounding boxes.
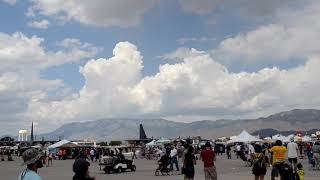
[48,139,77,149]
[283,134,295,143]
[146,140,157,146]
[156,138,171,144]
[264,137,272,141]
[302,136,312,142]
[227,130,263,144]
[272,134,287,142]
[230,136,238,140]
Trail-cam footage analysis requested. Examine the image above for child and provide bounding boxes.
[296,163,305,180]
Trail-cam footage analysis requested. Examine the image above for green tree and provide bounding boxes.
[99,141,108,146]
[109,140,122,146]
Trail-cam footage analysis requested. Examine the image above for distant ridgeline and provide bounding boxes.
[4,109,320,141]
[252,128,320,138]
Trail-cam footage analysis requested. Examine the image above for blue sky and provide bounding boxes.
[1,0,320,134]
[0,0,255,90]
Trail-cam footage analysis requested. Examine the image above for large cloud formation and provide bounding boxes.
[24,0,320,130]
[26,42,320,131]
[178,0,305,17]
[1,0,320,135]
[27,0,156,27]
[212,2,320,67]
[0,32,98,134]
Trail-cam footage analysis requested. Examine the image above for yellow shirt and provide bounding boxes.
[269,146,287,164]
[297,169,304,180]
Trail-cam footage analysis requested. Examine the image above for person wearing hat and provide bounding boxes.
[73,158,95,180]
[18,148,43,180]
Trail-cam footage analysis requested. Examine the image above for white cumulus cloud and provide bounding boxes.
[0,32,99,72]
[27,19,50,29]
[0,32,99,134]
[26,42,320,131]
[178,0,304,17]
[27,0,156,27]
[212,0,320,67]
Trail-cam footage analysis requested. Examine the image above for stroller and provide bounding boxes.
[239,151,252,166]
[279,162,301,180]
[155,155,170,176]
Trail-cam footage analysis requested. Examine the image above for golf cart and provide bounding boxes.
[99,154,136,173]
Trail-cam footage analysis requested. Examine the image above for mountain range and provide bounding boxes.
[39,109,320,141]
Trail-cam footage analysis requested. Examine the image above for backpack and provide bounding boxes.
[252,154,265,173]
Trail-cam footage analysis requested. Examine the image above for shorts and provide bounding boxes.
[204,166,217,180]
[288,158,297,164]
[252,165,267,176]
[271,166,280,177]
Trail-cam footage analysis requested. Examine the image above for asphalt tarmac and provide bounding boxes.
[1,154,319,180]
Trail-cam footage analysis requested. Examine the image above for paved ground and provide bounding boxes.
[1,154,319,180]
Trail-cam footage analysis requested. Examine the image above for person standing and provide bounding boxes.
[201,142,217,180]
[90,149,95,162]
[170,146,180,171]
[42,151,47,165]
[1,149,4,161]
[47,152,53,167]
[132,148,137,159]
[226,146,231,159]
[269,140,287,180]
[166,145,171,157]
[183,146,196,180]
[58,149,63,160]
[62,149,67,160]
[252,144,266,180]
[236,144,241,159]
[287,138,299,172]
[18,148,43,180]
[306,143,313,164]
[95,149,100,162]
[181,144,189,163]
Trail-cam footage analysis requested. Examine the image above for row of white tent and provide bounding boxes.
[226,130,314,144]
[146,130,314,146]
[265,134,312,143]
[48,131,315,149]
[145,131,262,146]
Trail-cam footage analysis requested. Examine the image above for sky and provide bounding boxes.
[1,0,320,135]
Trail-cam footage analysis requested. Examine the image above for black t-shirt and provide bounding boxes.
[184,153,195,167]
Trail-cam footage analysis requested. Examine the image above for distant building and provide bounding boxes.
[18,130,28,141]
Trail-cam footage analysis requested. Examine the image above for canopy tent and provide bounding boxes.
[230,136,238,140]
[145,140,157,146]
[272,134,287,142]
[156,138,171,145]
[283,134,295,143]
[302,136,312,142]
[264,137,272,142]
[48,139,78,149]
[227,130,263,144]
